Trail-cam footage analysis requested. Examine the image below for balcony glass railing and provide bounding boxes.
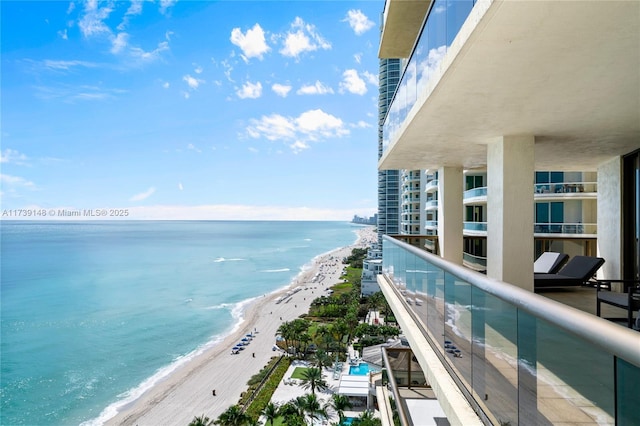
[463,186,487,199]
[382,0,477,153]
[425,220,438,228]
[534,181,597,194]
[534,223,597,235]
[463,221,487,232]
[425,179,439,192]
[382,236,640,426]
[462,252,486,270]
[424,199,438,209]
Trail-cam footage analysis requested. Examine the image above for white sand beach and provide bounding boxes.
[105,226,376,426]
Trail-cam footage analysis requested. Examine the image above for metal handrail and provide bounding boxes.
[383,235,640,366]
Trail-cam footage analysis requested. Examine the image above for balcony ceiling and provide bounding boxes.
[379,1,640,171]
[379,0,432,58]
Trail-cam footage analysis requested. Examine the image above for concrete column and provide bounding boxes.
[597,157,622,279]
[437,166,463,265]
[487,136,535,291]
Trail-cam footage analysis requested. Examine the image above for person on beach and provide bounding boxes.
[212,390,216,396]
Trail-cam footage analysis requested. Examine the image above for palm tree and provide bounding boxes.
[189,414,213,426]
[326,394,352,424]
[313,349,333,370]
[279,400,306,426]
[352,410,381,426]
[300,366,328,396]
[214,405,250,426]
[261,402,279,426]
[298,393,328,424]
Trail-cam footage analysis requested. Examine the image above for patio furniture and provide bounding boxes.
[534,255,605,288]
[534,252,569,274]
[596,279,640,329]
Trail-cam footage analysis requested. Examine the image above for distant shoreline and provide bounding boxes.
[96,225,376,426]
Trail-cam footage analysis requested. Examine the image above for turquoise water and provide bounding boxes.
[0,221,361,425]
[342,417,356,425]
[348,363,370,375]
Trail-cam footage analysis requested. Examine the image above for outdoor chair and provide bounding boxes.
[533,252,569,274]
[534,255,605,288]
[596,279,640,329]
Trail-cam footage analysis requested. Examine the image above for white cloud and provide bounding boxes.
[130,187,156,202]
[295,109,348,139]
[78,0,113,38]
[182,91,190,99]
[183,74,203,90]
[194,64,203,74]
[246,108,349,152]
[58,29,68,40]
[66,2,75,14]
[187,143,202,153]
[0,174,36,189]
[290,141,309,153]
[352,120,372,128]
[362,71,378,85]
[111,32,129,54]
[41,59,98,71]
[279,17,331,59]
[247,114,296,141]
[230,23,270,61]
[272,83,292,97]
[354,53,362,64]
[162,81,170,89]
[344,10,374,35]
[1,149,29,165]
[129,41,169,63]
[178,183,184,191]
[296,81,334,95]
[123,204,374,221]
[339,69,367,95]
[236,81,262,99]
[159,0,177,15]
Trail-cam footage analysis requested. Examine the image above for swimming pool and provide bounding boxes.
[348,362,371,375]
[342,417,356,426]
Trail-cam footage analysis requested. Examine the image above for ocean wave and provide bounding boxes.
[80,298,259,426]
[262,268,290,273]
[203,302,235,310]
[212,257,245,263]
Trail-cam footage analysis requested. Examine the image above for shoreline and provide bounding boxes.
[100,226,376,426]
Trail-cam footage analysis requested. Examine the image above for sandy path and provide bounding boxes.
[104,226,376,426]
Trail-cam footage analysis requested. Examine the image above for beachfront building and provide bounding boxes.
[376,56,402,245]
[375,1,640,425]
[361,245,383,297]
[399,169,427,244]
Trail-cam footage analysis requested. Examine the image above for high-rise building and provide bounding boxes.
[374,1,639,425]
[376,57,401,245]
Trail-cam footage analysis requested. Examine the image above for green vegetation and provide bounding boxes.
[208,247,397,426]
[241,356,291,420]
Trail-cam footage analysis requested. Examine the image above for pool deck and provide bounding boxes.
[267,360,371,424]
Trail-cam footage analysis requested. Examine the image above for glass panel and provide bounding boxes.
[616,358,640,425]
[472,288,518,425]
[444,272,472,389]
[446,0,474,46]
[534,317,614,424]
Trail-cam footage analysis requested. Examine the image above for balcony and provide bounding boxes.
[462,221,487,235]
[424,179,438,193]
[534,222,597,236]
[462,187,488,205]
[424,200,438,210]
[380,236,640,425]
[462,252,486,273]
[378,1,640,172]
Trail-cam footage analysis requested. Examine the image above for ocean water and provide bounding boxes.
[0,221,361,426]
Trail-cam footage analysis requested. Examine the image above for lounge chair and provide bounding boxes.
[596,279,640,328]
[534,255,605,288]
[534,252,569,274]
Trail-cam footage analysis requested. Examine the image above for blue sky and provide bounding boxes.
[1,0,383,220]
